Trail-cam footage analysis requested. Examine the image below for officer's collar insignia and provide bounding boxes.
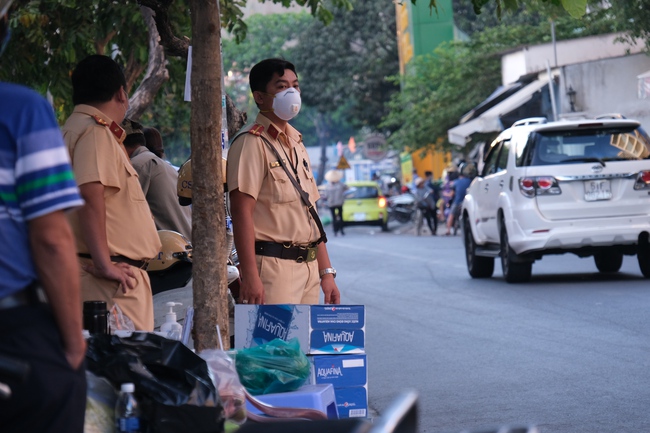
[109,121,126,142]
[248,124,264,136]
[267,124,280,140]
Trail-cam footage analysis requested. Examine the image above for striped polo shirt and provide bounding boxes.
[0,83,83,296]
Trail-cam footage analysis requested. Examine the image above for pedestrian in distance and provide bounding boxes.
[0,1,87,430]
[438,164,458,223]
[123,119,192,240]
[62,55,161,331]
[445,163,476,235]
[144,126,166,160]
[324,169,349,236]
[414,178,438,236]
[227,58,341,306]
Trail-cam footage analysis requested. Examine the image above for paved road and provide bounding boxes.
[153,220,650,432]
[328,222,650,433]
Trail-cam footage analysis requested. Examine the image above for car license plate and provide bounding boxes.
[584,179,612,201]
[353,213,366,221]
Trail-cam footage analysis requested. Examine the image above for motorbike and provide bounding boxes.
[387,192,417,224]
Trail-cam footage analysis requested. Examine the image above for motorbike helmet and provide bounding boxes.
[148,230,192,272]
[177,157,228,206]
[148,230,193,296]
[177,159,192,206]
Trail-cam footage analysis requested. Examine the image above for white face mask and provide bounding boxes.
[272,87,301,121]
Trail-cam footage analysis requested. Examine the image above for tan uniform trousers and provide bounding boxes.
[80,264,154,331]
[257,255,320,304]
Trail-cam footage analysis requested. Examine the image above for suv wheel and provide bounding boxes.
[500,223,532,283]
[637,236,650,278]
[594,251,623,273]
[463,218,494,278]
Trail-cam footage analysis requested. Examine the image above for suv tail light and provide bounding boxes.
[634,171,650,190]
[518,176,562,198]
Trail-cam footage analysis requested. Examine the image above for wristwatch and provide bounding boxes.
[319,267,337,279]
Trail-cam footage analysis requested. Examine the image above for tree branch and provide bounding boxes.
[95,29,117,55]
[126,6,170,120]
[138,0,190,59]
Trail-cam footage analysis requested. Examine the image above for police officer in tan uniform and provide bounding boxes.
[62,55,161,331]
[227,58,340,305]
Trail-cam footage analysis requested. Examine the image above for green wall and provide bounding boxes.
[407,0,455,58]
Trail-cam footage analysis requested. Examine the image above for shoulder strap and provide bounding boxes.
[231,125,328,244]
[263,136,327,244]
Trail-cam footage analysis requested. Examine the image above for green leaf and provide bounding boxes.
[561,0,587,18]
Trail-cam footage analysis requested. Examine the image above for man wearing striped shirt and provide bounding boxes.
[0,2,87,430]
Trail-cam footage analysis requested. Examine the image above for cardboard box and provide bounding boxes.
[234,304,365,354]
[334,386,368,418]
[309,354,367,387]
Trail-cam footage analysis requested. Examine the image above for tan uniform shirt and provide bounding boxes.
[227,114,322,304]
[227,114,320,245]
[130,146,192,240]
[62,105,161,330]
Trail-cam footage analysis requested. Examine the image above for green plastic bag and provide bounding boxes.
[234,338,310,395]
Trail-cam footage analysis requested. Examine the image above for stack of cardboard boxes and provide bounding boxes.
[234,304,367,418]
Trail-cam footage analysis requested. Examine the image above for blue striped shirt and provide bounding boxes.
[0,83,83,296]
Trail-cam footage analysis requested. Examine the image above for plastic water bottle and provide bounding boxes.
[115,383,141,433]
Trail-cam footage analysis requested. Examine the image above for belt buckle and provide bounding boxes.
[306,246,318,262]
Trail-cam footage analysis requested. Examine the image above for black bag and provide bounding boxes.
[86,333,224,433]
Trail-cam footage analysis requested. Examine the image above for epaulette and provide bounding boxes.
[248,124,264,136]
[91,115,108,126]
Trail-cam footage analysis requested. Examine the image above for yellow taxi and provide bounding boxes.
[342,181,389,231]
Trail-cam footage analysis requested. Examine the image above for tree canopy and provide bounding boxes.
[381,3,619,153]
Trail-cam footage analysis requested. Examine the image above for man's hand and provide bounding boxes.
[321,275,340,304]
[64,338,87,370]
[238,271,265,305]
[81,261,136,294]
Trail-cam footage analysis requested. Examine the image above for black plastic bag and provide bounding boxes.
[86,333,224,433]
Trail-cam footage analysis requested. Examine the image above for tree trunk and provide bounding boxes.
[189,0,228,351]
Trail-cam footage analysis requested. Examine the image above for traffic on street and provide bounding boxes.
[327,223,650,433]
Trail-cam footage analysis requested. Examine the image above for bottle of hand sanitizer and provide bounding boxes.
[160,302,183,340]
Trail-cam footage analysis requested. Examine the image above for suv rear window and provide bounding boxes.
[521,126,650,166]
[346,186,379,199]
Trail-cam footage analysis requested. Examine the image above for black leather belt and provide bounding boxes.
[78,253,148,270]
[254,241,318,263]
[0,282,45,311]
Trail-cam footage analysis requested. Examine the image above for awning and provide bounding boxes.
[458,82,523,124]
[448,79,549,146]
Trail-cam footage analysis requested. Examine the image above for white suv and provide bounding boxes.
[461,117,650,283]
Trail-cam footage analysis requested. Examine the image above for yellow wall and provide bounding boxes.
[412,149,451,180]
